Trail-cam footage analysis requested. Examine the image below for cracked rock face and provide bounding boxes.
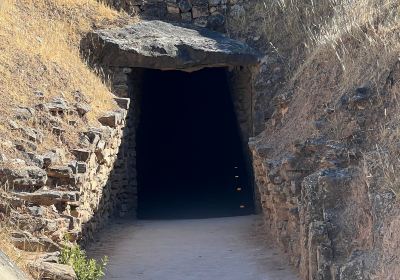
[83,20,259,71]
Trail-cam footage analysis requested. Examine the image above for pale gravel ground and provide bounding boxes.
[87,215,298,280]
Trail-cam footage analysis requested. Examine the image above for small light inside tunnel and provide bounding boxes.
[240,205,246,208]
[235,175,239,178]
[234,167,238,169]
[236,187,242,191]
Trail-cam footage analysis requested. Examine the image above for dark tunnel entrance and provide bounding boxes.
[136,67,255,219]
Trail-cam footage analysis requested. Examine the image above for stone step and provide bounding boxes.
[46,165,74,179]
[12,190,79,207]
[28,261,77,280]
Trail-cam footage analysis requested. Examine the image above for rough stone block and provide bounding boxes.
[76,162,87,174]
[98,111,124,128]
[192,5,209,18]
[0,166,47,191]
[167,3,180,13]
[47,166,74,178]
[52,126,65,136]
[12,232,60,252]
[181,12,193,22]
[114,97,131,110]
[141,2,167,18]
[209,0,222,6]
[13,190,79,206]
[85,20,259,70]
[29,262,77,280]
[46,97,70,116]
[71,149,91,162]
[75,102,91,117]
[177,0,192,12]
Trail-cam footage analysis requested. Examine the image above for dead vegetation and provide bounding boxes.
[237,0,400,194]
[0,0,134,276]
[302,0,400,194]
[0,0,134,159]
[0,190,32,278]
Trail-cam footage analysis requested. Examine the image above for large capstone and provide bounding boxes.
[82,20,259,71]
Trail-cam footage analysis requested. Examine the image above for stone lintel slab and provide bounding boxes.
[83,20,260,71]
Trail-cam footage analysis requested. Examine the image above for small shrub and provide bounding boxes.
[59,244,108,280]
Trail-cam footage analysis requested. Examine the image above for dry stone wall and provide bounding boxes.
[249,136,369,279]
[104,0,245,31]
[0,94,136,279]
[221,2,393,279]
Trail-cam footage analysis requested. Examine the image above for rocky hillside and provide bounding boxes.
[0,0,133,278]
[0,0,131,160]
[228,0,400,279]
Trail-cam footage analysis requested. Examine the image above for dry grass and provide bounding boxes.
[0,0,134,158]
[0,226,32,277]
[307,0,400,193]
[227,0,341,72]
[236,0,400,193]
[0,191,32,278]
[362,61,400,193]
[230,0,400,89]
[0,1,131,273]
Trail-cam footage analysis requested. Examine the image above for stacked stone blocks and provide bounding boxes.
[105,0,245,31]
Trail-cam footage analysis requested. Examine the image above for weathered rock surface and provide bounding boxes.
[29,261,77,280]
[47,166,74,179]
[114,97,131,110]
[11,231,60,252]
[12,190,79,206]
[46,97,70,116]
[0,166,47,191]
[83,20,259,71]
[98,110,125,128]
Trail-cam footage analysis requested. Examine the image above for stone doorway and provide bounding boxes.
[135,67,254,219]
[82,20,260,218]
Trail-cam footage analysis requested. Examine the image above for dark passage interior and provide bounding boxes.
[136,68,254,219]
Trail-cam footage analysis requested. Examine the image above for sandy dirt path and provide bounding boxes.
[87,215,298,280]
